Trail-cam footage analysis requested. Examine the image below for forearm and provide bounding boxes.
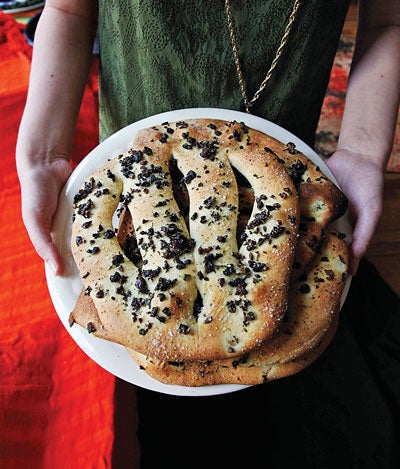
[337,0,400,168]
[16,4,97,172]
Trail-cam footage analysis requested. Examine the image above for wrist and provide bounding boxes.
[333,144,389,172]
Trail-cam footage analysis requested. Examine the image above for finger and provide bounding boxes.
[43,241,64,276]
[22,209,64,275]
[349,212,379,276]
[30,225,64,275]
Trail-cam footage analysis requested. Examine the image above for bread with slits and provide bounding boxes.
[70,119,300,361]
[126,229,349,385]
[71,228,349,386]
[136,119,347,277]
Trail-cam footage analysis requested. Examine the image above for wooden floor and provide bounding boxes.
[344,2,400,295]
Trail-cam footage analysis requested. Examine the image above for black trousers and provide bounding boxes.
[133,259,400,468]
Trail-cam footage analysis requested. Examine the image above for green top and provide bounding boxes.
[98,0,350,146]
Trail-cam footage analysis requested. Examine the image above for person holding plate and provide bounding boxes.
[15,1,400,468]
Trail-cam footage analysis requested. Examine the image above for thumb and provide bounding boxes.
[22,209,64,276]
[349,211,378,276]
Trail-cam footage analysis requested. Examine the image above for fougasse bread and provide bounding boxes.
[70,119,300,362]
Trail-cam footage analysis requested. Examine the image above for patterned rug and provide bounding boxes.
[315,36,400,173]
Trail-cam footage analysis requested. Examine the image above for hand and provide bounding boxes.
[326,148,385,276]
[18,158,73,276]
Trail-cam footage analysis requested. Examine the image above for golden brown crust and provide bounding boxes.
[70,229,349,386]
[263,141,347,275]
[70,283,339,386]
[169,120,348,277]
[127,319,338,386]
[70,119,300,361]
[126,230,349,386]
[69,290,112,342]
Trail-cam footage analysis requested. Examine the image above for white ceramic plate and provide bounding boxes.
[46,108,353,397]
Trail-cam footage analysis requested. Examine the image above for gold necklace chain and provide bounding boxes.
[225,0,301,113]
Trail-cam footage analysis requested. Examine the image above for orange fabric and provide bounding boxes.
[0,12,117,468]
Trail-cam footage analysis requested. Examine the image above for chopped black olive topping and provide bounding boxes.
[110,272,128,284]
[73,177,96,203]
[136,164,166,189]
[155,200,168,207]
[135,275,149,294]
[324,269,335,280]
[87,246,100,255]
[155,277,177,291]
[199,140,219,160]
[232,353,250,367]
[270,224,286,239]
[203,196,216,209]
[142,266,161,279]
[150,306,159,317]
[223,264,235,276]
[248,210,270,229]
[182,170,197,184]
[112,254,124,266]
[178,323,190,335]
[299,283,311,294]
[288,159,307,185]
[232,129,241,141]
[87,322,96,333]
[248,260,268,272]
[77,199,94,219]
[103,229,115,239]
[203,252,223,273]
[243,311,256,325]
[160,223,195,259]
[131,297,145,311]
[107,169,116,181]
[286,142,297,154]
[228,277,248,295]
